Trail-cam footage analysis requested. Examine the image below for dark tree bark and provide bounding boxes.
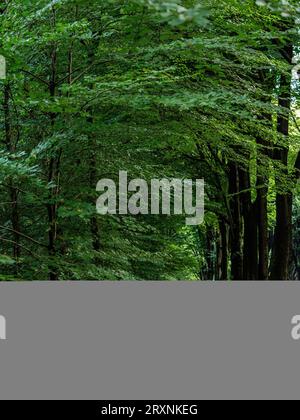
[239,167,258,280]
[255,69,275,280]
[256,183,269,279]
[295,151,300,179]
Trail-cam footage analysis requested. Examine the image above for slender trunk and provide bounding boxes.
[205,228,215,280]
[10,188,20,260]
[3,83,21,271]
[255,69,274,280]
[216,235,221,281]
[87,48,100,254]
[219,218,228,280]
[47,154,58,280]
[229,163,243,280]
[256,124,270,280]
[89,139,100,253]
[270,43,293,280]
[47,7,59,280]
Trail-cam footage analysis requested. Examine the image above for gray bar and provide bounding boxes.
[0,282,299,400]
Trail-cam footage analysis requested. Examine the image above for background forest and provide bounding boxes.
[0,0,299,281]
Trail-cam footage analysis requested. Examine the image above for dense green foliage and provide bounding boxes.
[0,0,299,280]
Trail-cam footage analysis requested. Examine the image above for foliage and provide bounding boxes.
[0,0,299,280]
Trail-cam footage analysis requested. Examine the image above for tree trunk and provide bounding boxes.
[295,151,300,179]
[256,184,269,279]
[47,6,60,280]
[239,167,258,280]
[205,228,215,280]
[87,48,101,255]
[219,218,228,280]
[229,163,243,280]
[270,43,293,280]
[89,135,101,253]
[3,83,21,273]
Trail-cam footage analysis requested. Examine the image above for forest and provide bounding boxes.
[0,0,299,281]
